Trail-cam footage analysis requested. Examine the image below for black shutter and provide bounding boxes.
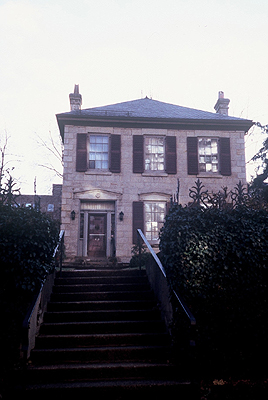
[132,201,144,244]
[187,137,198,175]
[133,135,144,173]
[165,136,177,174]
[76,133,87,172]
[110,134,121,173]
[220,137,231,176]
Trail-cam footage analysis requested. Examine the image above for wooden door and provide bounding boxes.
[88,214,107,257]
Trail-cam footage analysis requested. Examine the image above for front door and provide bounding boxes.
[88,214,107,257]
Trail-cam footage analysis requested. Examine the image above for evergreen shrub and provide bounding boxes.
[159,205,268,376]
[0,205,59,377]
[0,205,59,292]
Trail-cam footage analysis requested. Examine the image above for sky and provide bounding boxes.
[0,0,268,194]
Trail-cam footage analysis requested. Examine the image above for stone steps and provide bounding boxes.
[11,266,196,398]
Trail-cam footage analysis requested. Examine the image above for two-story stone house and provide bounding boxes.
[56,86,253,262]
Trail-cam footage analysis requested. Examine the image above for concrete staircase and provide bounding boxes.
[17,267,195,398]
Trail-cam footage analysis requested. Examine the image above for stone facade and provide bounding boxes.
[57,89,253,262]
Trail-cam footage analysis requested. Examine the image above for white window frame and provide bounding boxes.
[198,137,219,174]
[89,134,109,170]
[144,136,165,172]
[144,201,166,242]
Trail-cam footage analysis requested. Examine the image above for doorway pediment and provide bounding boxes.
[73,188,122,201]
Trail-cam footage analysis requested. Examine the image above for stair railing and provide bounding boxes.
[21,230,65,361]
[137,229,196,369]
[137,229,196,325]
[53,229,65,274]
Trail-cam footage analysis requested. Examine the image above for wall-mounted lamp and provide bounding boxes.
[71,210,76,220]
[119,211,124,221]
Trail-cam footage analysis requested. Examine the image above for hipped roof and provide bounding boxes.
[56,97,253,140]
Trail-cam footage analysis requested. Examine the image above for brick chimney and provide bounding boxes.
[69,84,82,111]
[214,91,230,116]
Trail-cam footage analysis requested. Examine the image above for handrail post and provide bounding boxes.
[137,230,142,271]
[59,234,63,275]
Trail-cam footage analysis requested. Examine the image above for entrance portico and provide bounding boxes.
[73,189,122,260]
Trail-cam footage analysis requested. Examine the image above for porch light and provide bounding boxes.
[119,211,124,221]
[71,210,76,220]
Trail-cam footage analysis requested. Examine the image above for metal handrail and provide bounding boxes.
[21,230,65,360]
[137,229,196,326]
[53,229,65,257]
[53,229,65,274]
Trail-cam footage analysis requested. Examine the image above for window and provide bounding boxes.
[133,135,176,174]
[144,202,166,241]
[145,137,164,171]
[89,135,109,170]
[187,137,231,176]
[47,204,54,212]
[198,138,219,173]
[76,133,121,173]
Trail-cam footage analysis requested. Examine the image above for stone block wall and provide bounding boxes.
[61,125,246,262]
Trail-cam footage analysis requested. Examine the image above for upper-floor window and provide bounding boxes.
[76,133,121,173]
[198,138,219,173]
[145,137,165,171]
[89,135,109,170]
[187,136,231,176]
[133,135,176,174]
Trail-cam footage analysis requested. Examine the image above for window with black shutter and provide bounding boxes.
[110,134,121,173]
[76,133,88,172]
[187,136,231,176]
[133,135,177,174]
[132,201,144,244]
[187,137,198,175]
[165,136,177,174]
[219,137,231,176]
[133,136,144,173]
[76,133,121,173]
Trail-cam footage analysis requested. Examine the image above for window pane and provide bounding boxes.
[89,160,95,169]
[95,144,102,152]
[206,163,212,172]
[145,203,151,212]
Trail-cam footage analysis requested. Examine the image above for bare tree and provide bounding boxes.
[0,131,9,191]
[36,131,63,179]
[0,132,21,206]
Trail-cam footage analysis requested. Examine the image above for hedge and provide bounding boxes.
[0,205,59,381]
[159,205,268,377]
[0,205,59,292]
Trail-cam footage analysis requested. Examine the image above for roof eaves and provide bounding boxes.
[56,113,253,140]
